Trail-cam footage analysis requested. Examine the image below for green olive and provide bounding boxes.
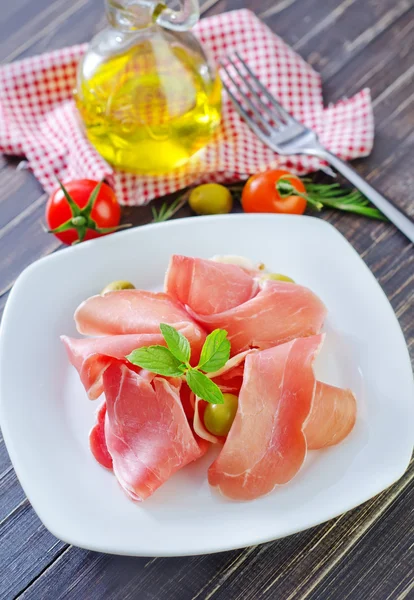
[261,273,295,283]
[204,393,238,437]
[101,280,135,294]
[189,183,233,215]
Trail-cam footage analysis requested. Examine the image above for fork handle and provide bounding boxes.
[320,150,414,243]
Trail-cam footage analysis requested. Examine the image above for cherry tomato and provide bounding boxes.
[46,179,122,245]
[241,169,307,215]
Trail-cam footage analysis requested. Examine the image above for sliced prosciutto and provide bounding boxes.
[208,335,323,500]
[74,290,206,358]
[103,363,206,502]
[89,402,113,469]
[305,382,356,449]
[197,379,356,448]
[187,279,326,354]
[61,333,165,400]
[165,255,257,315]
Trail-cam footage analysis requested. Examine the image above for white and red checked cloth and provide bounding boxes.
[0,9,374,206]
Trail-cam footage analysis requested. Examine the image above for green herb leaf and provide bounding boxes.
[303,181,386,221]
[83,180,103,216]
[160,323,191,364]
[198,329,231,373]
[277,179,322,210]
[186,369,224,404]
[57,179,81,217]
[126,345,185,377]
[151,193,189,223]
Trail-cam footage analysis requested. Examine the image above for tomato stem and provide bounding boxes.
[71,216,87,227]
[95,223,132,234]
[48,179,131,244]
[276,179,323,210]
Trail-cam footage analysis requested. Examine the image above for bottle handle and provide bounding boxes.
[155,0,199,31]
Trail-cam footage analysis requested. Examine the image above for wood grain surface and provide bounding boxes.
[0,1,413,598]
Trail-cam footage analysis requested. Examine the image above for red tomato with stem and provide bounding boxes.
[241,169,308,215]
[46,179,124,245]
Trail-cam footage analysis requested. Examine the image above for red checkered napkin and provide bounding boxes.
[0,9,374,206]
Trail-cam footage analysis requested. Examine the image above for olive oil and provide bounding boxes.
[76,36,221,174]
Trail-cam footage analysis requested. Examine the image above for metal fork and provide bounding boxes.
[221,52,414,243]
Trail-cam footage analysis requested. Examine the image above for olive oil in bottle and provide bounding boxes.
[76,1,221,174]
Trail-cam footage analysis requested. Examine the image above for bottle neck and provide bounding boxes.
[105,0,199,33]
[106,0,155,31]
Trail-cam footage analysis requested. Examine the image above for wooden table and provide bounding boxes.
[1,1,413,598]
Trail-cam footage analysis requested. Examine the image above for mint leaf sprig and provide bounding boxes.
[126,324,231,404]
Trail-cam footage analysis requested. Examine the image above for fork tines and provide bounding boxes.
[220,52,298,131]
[220,52,309,152]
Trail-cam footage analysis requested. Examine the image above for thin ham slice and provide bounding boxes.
[165,255,257,315]
[212,372,244,395]
[74,289,206,359]
[208,335,323,501]
[61,333,165,400]
[103,363,207,502]
[197,379,356,448]
[89,402,113,469]
[305,382,356,449]
[180,382,195,420]
[187,280,326,354]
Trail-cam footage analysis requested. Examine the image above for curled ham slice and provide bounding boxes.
[305,382,356,450]
[61,333,165,400]
[165,255,257,315]
[196,379,356,449]
[208,335,323,501]
[89,402,112,469]
[187,280,326,354]
[180,382,196,420]
[103,363,207,502]
[74,289,206,359]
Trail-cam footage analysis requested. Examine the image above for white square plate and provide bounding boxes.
[1,214,413,556]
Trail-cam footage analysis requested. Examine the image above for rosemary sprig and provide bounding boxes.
[151,192,190,223]
[302,181,387,221]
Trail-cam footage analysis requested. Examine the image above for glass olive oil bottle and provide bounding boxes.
[75,0,221,174]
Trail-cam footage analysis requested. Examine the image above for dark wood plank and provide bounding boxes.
[0,0,103,64]
[295,1,412,78]
[0,164,45,232]
[0,503,67,600]
[0,466,26,523]
[0,201,62,297]
[321,9,414,103]
[305,483,414,600]
[17,547,253,600]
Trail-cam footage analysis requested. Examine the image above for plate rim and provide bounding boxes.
[1,214,413,556]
